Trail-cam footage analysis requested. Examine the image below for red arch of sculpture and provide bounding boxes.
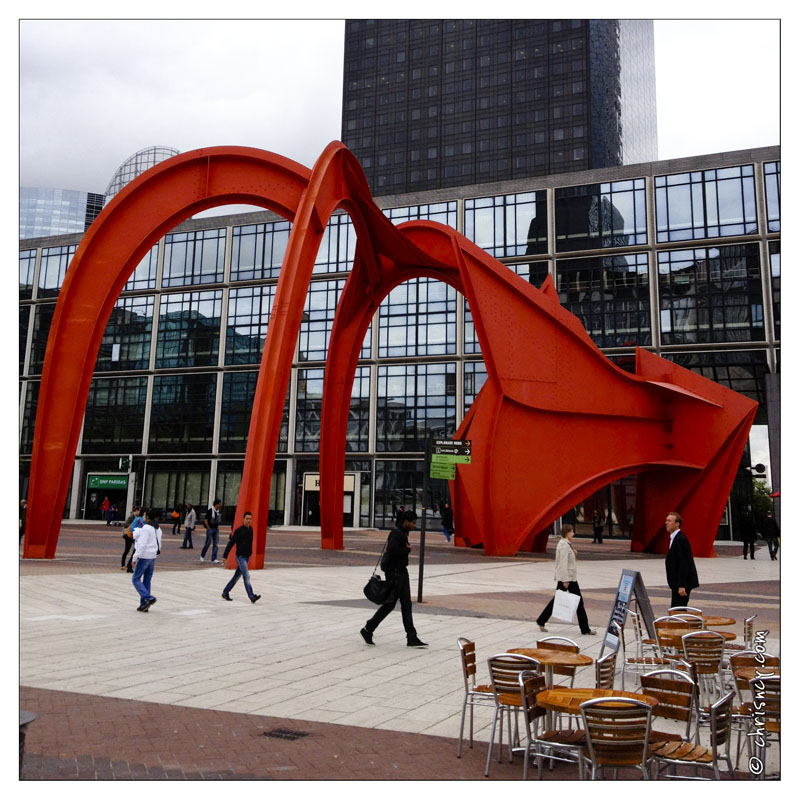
[23,142,757,564]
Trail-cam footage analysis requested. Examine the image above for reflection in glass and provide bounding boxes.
[37,245,77,298]
[28,304,56,375]
[314,214,356,274]
[163,229,226,286]
[149,373,216,453]
[769,241,779,340]
[19,249,36,300]
[556,253,651,347]
[20,306,30,375]
[96,295,154,371]
[377,362,457,451]
[123,245,159,292]
[231,221,290,281]
[155,290,222,368]
[655,166,757,242]
[555,179,646,252]
[383,201,457,227]
[464,360,487,412]
[82,377,148,453]
[465,191,547,256]
[764,161,780,233]
[300,279,371,361]
[658,244,764,344]
[379,279,456,357]
[20,381,39,454]
[226,285,275,365]
[141,461,210,515]
[219,371,289,453]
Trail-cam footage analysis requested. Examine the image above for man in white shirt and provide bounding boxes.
[132,509,163,612]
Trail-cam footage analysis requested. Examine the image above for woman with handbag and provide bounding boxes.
[535,524,596,635]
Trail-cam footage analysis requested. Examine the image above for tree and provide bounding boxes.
[751,479,774,531]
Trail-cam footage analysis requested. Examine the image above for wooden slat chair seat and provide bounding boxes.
[579,697,655,780]
[456,638,496,758]
[651,691,736,780]
[484,653,542,777]
[621,610,672,689]
[518,670,588,780]
[640,669,698,745]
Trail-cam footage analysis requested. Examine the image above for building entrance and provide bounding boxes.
[302,473,357,527]
[84,474,129,522]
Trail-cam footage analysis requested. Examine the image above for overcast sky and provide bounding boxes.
[19,18,780,194]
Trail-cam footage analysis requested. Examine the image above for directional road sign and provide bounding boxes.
[431,453,471,465]
[429,461,456,480]
[432,439,472,457]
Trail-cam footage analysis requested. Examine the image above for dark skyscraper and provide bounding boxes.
[342,19,658,195]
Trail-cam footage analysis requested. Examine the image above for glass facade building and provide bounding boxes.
[19,146,779,541]
[342,19,657,195]
[20,187,105,239]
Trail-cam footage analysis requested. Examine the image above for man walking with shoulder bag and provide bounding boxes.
[360,510,428,648]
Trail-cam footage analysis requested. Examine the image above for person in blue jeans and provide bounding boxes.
[200,499,222,563]
[131,509,162,612]
[221,511,261,604]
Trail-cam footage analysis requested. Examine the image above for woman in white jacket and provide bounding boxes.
[131,509,163,612]
[535,525,595,635]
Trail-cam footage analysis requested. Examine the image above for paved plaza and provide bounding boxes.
[19,524,779,781]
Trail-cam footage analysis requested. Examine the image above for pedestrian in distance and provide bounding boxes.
[131,509,162,612]
[741,511,757,560]
[360,510,428,648]
[592,510,604,544]
[120,506,144,571]
[763,511,780,560]
[220,511,261,603]
[664,511,699,608]
[536,524,596,636]
[181,503,196,549]
[100,496,111,524]
[170,506,181,536]
[200,499,223,563]
[19,499,27,541]
[440,500,454,542]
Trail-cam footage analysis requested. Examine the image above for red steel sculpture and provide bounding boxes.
[24,142,757,564]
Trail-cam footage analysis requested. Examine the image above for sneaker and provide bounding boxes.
[538,624,548,632]
[211,559,222,564]
[120,566,127,571]
[136,604,149,612]
[144,597,157,610]
[250,594,261,604]
[407,637,428,647]
[199,556,205,562]
[582,629,597,636]
[360,627,374,645]
[221,592,232,601]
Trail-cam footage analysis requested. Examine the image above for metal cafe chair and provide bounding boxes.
[579,697,655,780]
[484,653,541,776]
[650,691,736,780]
[517,670,587,780]
[640,668,698,745]
[456,637,495,758]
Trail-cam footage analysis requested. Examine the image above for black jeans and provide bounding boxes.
[121,535,134,566]
[365,567,417,638]
[743,540,755,559]
[537,581,591,634]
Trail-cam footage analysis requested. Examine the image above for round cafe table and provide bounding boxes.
[657,628,737,649]
[507,647,593,689]
[700,615,736,627]
[537,687,658,716]
[733,666,780,681]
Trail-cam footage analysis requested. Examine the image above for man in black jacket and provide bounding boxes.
[221,511,261,603]
[664,511,699,608]
[360,511,428,647]
[763,511,780,560]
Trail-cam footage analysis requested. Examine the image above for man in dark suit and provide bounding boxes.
[664,511,699,608]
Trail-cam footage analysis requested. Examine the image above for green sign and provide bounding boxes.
[88,474,129,490]
[429,461,456,480]
[431,453,471,465]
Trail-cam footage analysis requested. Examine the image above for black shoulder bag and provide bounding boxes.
[363,535,398,605]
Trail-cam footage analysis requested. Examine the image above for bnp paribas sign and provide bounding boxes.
[87,474,129,490]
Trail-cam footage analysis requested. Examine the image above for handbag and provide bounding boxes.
[551,588,581,623]
[363,537,398,605]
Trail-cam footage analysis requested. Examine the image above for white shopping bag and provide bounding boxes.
[551,589,581,623]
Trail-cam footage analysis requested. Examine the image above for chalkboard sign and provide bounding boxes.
[599,569,657,658]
